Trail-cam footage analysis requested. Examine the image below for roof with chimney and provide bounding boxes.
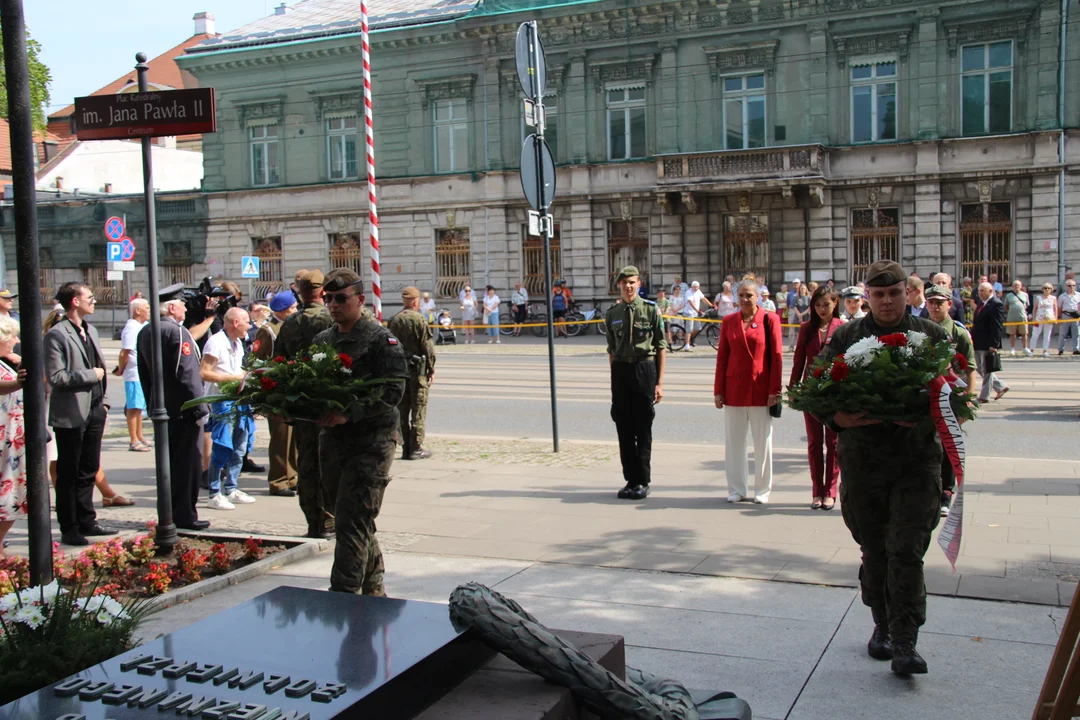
[0,119,64,175]
[186,0,479,54]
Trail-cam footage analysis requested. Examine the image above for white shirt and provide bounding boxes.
[483,294,501,314]
[1059,291,1080,315]
[845,309,867,321]
[670,294,687,315]
[511,288,529,306]
[120,319,148,383]
[686,289,706,315]
[419,298,437,315]
[670,282,689,298]
[761,299,776,312]
[202,330,245,396]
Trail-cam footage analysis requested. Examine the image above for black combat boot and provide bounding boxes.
[891,641,928,675]
[867,624,893,661]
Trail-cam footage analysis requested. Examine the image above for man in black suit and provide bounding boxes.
[138,284,210,531]
[970,281,1009,403]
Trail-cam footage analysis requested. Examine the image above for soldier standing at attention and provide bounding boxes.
[604,266,666,500]
[815,260,952,677]
[387,286,436,460]
[276,270,335,538]
[252,291,299,497]
[314,268,407,595]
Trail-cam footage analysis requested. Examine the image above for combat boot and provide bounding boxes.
[890,641,928,675]
[867,624,893,661]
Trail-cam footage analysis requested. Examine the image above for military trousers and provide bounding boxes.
[838,432,942,643]
[295,422,333,533]
[267,417,298,493]
[610,358,657,487]
[398,375,429,457]
[324,438,394,596]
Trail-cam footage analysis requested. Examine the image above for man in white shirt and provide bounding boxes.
[685,280,713,349]
[200,307,257,510]
[116,298,151,451]
[1059,279,1080,355]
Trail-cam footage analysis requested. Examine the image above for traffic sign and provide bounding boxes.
[104,216,125,241]
[106,270,124,282]
[107,242,123,262]
[520,134,556,211]
[109,261,135,272]
[515,22,546,99]
[241,256,261,279]
[121,237,136,261]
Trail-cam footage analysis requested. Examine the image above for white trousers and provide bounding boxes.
[724,405,774,499]
[1030,322,1053,352]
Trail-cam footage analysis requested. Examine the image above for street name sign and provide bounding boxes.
[74,88,216,141]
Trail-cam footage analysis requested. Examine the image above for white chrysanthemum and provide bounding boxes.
[898,345,915,358]
[77,596,107,615]
[101,597,126,618]
[0,591,19,613]
[311,353,327,362]
[38,580,61,606]
[341,368,351,375]
[905,330,929,347]
[94,610,117,625]
[844,336,884,368]
[15,605,45,629]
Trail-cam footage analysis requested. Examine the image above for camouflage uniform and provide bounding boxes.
[387,305,436,458]
[277,302,335,534]
[252,315,297,494]
[817,312,949,644]
[313,319,407,595]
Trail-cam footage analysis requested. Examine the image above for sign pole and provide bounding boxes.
[136,52,178,552]
[0,0,52,585]
[361,0,382,321]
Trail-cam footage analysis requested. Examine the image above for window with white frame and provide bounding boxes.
[327,115,359,180]
[961,41,1012,136]
[851,61,896,143]
[722,74,766,150]
[434,98,469,173]
[249,123,279,187]
[607,86,646,160]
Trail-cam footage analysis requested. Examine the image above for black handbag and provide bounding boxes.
[985,350,1003,374]
[763,312,782,418]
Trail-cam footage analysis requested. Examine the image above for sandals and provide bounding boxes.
[103,495,136,507]
[129,441,152,452]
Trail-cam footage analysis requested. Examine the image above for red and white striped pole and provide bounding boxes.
[361,1,381,321]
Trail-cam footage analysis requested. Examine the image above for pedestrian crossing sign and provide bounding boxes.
[241,256,261,279]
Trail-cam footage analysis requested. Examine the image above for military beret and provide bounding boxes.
[615,266,641,283]
[401,286,420,301]
[323,268,363,293]
[839,285,863,299]
[924,284,953,301]
[864,260,908,288]
[296,269,326,290]
[269,291,297,312]
[159,283,186,303]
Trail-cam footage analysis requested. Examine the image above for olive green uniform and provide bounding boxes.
[816,313,949,644]
[936,315,975,496]
[386,308,436,458]
[252,316,297,494]
[604,296,667,487]
[276,303,335,533]
[313,320,407,595]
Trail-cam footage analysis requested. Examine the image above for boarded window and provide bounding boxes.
[521,223,562,297]
[329,233,365,278]
[960,202,1011,283]
[723,215,769,281]
[252,236,284,299]
[608,219,649,293]
[850,208,900,283]
[435,228,471,299]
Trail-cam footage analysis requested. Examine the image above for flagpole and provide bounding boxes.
[360,1,381,321]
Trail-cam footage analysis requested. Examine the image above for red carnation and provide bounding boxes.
[273,356,286,363]
[812,367,825,379]
[880,333,907,347]
[830,362,850,382]
[338,353,353,369]
[953,353,969,371]
[260,377,277,391]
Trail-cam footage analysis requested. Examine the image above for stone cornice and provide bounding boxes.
[833,25,915,66]
[942,9,1037,57]
[703,40,780,80]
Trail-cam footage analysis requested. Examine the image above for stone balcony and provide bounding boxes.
[656,144,828,186]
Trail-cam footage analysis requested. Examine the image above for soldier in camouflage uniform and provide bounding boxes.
[816,260,950,676]
[251,291,299,496]
[386,286,436,460]
[315,268,407,595]
[276,270,335,538]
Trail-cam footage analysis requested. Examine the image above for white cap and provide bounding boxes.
[792,278,802,283]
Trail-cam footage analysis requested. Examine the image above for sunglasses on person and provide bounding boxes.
[327,291,360,305]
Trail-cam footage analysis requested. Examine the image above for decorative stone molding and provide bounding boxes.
[703,40,779,80]
[589,55,658,94]
[978,179,993,204]
[809,187,825,209]
[657,192,673,215]
[413,74,477,110]
[309,90,363,119]
[620,199,633,222]
[681,192,698,215]
[234,98,284,123]
[781,186,796,209]
[833,28,913,67]
[738,191,751,214]
[446,209,457,229]
[944,13,1032,57]
[867,187,880,208]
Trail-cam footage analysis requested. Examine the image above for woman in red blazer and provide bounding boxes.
[789,286,844,510]
[714,280,784,504]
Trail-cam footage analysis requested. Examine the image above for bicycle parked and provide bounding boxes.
[499,302,549,337]
[564,301,607,337]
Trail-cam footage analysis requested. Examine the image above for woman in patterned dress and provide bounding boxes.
[0,315,26,555]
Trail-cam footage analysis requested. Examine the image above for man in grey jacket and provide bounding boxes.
[44,281,116,545]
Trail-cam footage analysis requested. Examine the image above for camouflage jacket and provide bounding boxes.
[386,308,436,385]
[277,303,333,361]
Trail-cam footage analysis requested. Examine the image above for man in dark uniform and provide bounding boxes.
[604,265,666,501]
[137,283,210,531]
[816,260,952,676]
[252,291,299,497]
[314,268,407,595]
[386,286,436,460]
[276,270,335,538]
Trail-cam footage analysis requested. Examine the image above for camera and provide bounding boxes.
[183,277,237,326]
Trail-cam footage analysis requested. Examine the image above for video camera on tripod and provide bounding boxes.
[182,277,238,325]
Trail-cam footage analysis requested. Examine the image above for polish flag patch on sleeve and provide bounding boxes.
[388,337,399,345]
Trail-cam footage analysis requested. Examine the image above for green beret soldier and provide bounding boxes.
[815,260,952,676]
[604,266,667,500]
[387,286,436,460]
[314,268,407,596]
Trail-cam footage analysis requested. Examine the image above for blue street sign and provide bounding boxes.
[104,216,125,241]
[107,242,123,262]
[241,256,261,279]
[121,238,136,261]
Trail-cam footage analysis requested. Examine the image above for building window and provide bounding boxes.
[327,116,359,180]
[520,223,562,297]
[851,62,896,143]
[250,124,280,187]
[960,202,1011,282]
[435,228,471,298]
[434,99,468,173]
[163,241,194,287]
[329,233,365,279]
[82,244,114,306]
[961,41,1012,136]
[850,208,900,283]
[607,86,646,160]
[252,236,284,299]
[607,219,649,292]
[723,74,766,150]
[39,248,55,304]
[723,215,769,281]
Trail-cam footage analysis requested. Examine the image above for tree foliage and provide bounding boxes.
[0,24,53,132]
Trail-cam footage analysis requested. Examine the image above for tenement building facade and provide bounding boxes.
[177,0,1080,307]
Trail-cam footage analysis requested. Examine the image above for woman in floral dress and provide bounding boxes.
[0,315,26,555]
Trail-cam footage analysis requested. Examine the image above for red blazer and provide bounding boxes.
[714,308,783,407]
[789,318,845,386]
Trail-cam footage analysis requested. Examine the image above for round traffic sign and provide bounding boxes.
[120,238,136,262]
[519,134,556,211]
[515,22,546,99]
[104,216,126,241]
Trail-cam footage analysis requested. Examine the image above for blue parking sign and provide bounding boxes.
[107,242,123,262]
